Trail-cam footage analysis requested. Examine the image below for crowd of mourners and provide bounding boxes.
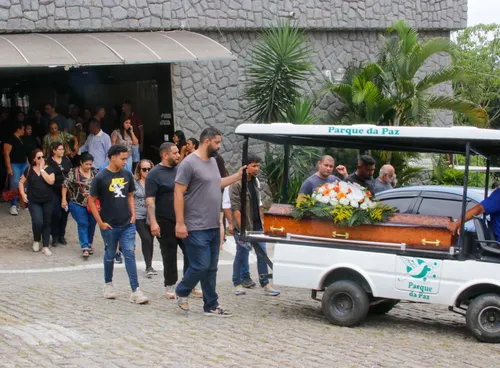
[0,99,403,317]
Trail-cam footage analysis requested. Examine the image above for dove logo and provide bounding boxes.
[396,257,442,295]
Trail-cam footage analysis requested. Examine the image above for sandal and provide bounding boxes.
[82,249,90,258]
[88,246,94,255]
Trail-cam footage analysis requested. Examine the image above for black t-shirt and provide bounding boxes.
[345,172,375,192]
[24,166,55,203]
[248,179,261,227]
[22,135,39,160]
[47,156,72,195]
[6,135,27,164]
[145,164,176,222]
[90,168,135,227]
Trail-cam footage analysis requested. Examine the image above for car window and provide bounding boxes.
[380,197,413,213]
[416,198,476,218]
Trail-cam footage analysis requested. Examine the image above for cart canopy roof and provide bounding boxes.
[235,123,500,156]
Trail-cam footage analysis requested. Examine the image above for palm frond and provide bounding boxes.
[427,95,489,127]
[416,66,469,91]
[408,38,453,77]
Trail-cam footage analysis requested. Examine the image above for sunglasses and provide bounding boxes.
[141,167,151,172]
[36,156,45,160]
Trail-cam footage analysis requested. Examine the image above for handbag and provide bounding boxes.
[76,167,100,213]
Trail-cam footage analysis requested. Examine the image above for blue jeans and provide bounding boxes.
[131,144,140,163]
[101,223,139,291]
[176,228,220,312]
[233,231,269,287]
[69,201,96,249]
[126,155,133,172]
[10,162,28,206]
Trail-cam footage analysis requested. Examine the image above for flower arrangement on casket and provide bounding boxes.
[293,181,395,227]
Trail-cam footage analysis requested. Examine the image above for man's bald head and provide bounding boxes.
[317,155,335,178]
[379,164,395,184]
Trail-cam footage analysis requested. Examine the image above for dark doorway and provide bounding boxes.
[0,63,174,162]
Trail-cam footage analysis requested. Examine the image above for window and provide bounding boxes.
[380,197,414,213]
[416,198,476,218]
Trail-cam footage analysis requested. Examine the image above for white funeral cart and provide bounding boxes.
[235,123,500,343]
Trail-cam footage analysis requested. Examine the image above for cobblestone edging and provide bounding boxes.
[0,0,467,33]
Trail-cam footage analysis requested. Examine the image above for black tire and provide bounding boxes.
[466,293,500,343]
[369,300,400,315]
[322,280,369,326]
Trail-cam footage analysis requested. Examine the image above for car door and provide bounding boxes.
[414,191,478,231]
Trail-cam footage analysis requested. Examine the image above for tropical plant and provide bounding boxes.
[243,21,314,124]
[452,24,500,128]
[379,20,488,127]
[324,20,488,128]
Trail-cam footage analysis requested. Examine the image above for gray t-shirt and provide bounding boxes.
[372,179,393,194]
[133,179,147,220]
[299,174,341,195]
[175,154,221,231]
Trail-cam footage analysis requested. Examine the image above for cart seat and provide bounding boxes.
[473,217,500,256]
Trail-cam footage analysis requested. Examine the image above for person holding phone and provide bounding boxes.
[18,149,56,256]
[111,119,138,172]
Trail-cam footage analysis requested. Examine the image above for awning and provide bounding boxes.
[0,31,236,68]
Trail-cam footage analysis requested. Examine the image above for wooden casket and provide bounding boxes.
[263,204,457,251]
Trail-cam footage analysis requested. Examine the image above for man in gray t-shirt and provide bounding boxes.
[297,155,347,202]
[372,164,396,194]
[174,126,244,317]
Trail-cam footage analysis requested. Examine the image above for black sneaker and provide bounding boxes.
[58,238,67,245]
[204,307,233,318]
[51,237,57,247]
[114,251,123,264]
[242,278,256,289]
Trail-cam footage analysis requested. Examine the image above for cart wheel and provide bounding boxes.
[322,280,369,326]
[369,300,400,315]
[466,293,500,343]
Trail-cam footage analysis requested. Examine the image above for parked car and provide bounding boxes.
[375,185,490,231]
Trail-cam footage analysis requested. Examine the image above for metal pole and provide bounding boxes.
[282,144,290,203]
[458,142,471,261]
[485,158,490,200]
[240,136,249,240]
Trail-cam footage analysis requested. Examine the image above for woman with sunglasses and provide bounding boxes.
[19,149,56,256]
[48,141,73,247]
[134,159,157,277]
[62,152,98,259]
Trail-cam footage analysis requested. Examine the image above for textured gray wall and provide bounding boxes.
[0,0,467,32]
[172,29,455,170]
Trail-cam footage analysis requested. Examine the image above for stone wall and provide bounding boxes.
[0,0,467,33]
[172,28,454,169]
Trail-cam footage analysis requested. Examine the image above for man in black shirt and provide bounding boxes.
[89,144,149,304]
[145,142,202,300]
[345,155,376,193]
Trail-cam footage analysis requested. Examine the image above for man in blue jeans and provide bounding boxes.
[229,153,280,296]
[89,144,148,304]
[174,127,244,317]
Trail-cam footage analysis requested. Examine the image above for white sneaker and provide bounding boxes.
[10,205,18,216]
[41,247,52,256]
[129,288,149,304]
[165,285,176,300]
[103,283,117,299]
[32,242,40,252]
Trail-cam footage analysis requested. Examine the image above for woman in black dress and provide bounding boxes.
[47,141,73,246]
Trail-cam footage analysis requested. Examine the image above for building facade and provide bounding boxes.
[0,0,467,167]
